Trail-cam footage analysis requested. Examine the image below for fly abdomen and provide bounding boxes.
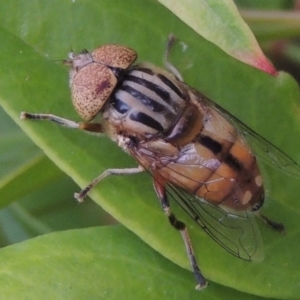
[193,133,264,211]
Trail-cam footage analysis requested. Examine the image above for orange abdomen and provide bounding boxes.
[157,135,264,211]
[156,105,264,211]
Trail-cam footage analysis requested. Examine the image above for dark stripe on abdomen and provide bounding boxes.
[198,135,222,154]
[224,153,243,172]
[198,135,243,171]
[129,111,164,132]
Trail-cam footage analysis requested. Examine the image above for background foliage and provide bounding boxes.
[0,0,300,299]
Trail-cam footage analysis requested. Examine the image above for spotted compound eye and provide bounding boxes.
[70,44,137,121]
[92,44,138,69]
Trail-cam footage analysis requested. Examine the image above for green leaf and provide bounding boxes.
[0,225,268,300]
[0,107,112,242]
[0,152,64,209]
[0,0,300,298]
[158,0,276,74]
[0,107,47,208]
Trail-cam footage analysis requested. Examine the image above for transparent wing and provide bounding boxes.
[129,87,299,263]
[132,144,265,262]
[201,94,300,177]
[165,183,264,262]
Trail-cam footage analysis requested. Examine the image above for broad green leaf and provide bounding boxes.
[0,0,300,298]
[0,225,269,300]
[0,175,112,246]
[0,153,64,209]
[0,106,112,243]
[0,82,65,210]
[158,0,277,74]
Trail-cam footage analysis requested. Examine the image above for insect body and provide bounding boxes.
[21,38,300,289]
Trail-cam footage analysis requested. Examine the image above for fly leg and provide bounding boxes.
[75,165,144,202]
[256,211,285,232]
[21,111,145,202]
[20,112,104,133]
[153,177,208,290]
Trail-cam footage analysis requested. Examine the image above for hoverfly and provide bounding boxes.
[20,36,300,289]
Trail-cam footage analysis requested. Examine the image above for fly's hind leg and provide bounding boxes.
[153,176,208,290]
[256,211,285,233]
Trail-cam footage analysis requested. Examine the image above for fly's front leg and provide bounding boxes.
[153,176,208,290]
[75,165,144,202]
[20,112,104,133]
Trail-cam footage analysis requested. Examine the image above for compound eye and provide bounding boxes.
[71,63,117,120]
[69,44,137,121]
[92,44,137,69]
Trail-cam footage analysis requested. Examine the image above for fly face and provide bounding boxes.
[20,36,300,290]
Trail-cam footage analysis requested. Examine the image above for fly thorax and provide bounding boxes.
[106,64,187,136]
